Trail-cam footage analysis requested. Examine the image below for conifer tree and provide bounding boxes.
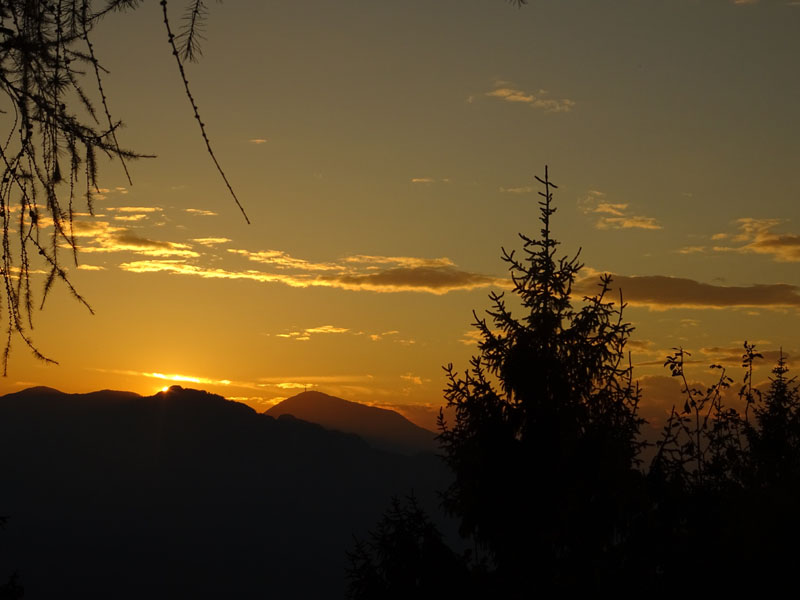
[437,166,645,593]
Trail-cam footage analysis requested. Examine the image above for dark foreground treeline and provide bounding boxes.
[347,170,800,598]
[0,386,449,599]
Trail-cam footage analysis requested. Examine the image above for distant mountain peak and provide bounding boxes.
[14,385,65,396]
[267,391,437,455]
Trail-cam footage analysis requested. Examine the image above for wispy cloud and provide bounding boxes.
[333,266,501,294]
[91,368,259,390]
[121,250,503,295]
[580,190,661,230]
[499,186,534,194]
[677,246,707,255]
[107,206,162,213]
[276,325,350,341]
[185,208,217,217]
[192,237,231,246]
[305,325,349,334]
[90,186,128,201]
[369,330,399,342]
[486,85,575,113]
[596,216,661,230]
[342,255,455,268]
[713,218,800,262]
[248,138,268,144]
[112,214,149,222]
[258,374,375,387]
[400,373,424,385]
[574,271,800,310]
[459,330,484,345]
[78,227,199,258]
[228,249,339,271]
[698,345,790,366]
[410,177,450,184]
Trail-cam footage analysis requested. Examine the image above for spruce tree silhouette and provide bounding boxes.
[0,0,246,370]
[436,166,646,594]
[347,167,648,596]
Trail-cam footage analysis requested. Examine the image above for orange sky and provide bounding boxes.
[0,0,798,431]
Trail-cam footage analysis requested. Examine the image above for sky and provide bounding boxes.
[1,0,799,430]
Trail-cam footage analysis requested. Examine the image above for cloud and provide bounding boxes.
[677,246,707,255]
[411,177,436,184]
[574,272,800,310]
[400,373,423,385]
[499,186,534,194]
[274,325,349,339]
[88,186,128,201]
[369,330,399,342]
[185,209,218,217]
[77,264,105,271]
[342,255,455,268]
[107,206,161,213]
[249,138,268,144]
[580,190,661,230]
[304,325,349,334]
[113,215,149,222]
[255,396,286,407]
[259,374,375,387]
[637,375,691,429]
[81,228,199,258]
[332,266,503,294]
[275,332,311,341]
[713,218,800,262]
[64,219,199,257]
[192,237,231,246]
[92,368,259,390]
[592,203,628,217]
[698,345,790,367]
[228,249,339,271]
[276,382,311,390]
[486,86,575,113]
[121,251,502,295]
[596,216,661,230]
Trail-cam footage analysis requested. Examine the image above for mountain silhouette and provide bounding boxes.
[266,391,438,455]
[0,385,449,599]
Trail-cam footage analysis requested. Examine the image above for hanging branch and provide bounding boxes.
[0,0,245,372]
[160,0,250,224]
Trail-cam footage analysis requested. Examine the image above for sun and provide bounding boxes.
[160,386,170,393]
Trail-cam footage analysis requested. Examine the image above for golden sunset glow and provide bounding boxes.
[0,0,797,434]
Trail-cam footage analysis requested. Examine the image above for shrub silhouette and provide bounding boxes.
[647,344,800,592]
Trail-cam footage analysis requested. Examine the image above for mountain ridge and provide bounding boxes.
[266,390,438,455]
[0,384,450,598]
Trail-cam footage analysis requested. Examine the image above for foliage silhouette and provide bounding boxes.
[346,495,472,600]
[349,167,648,596]
[646,343,800,592]
[0,516,21,600]
[436,166,645,593]
[0,0,245,370]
